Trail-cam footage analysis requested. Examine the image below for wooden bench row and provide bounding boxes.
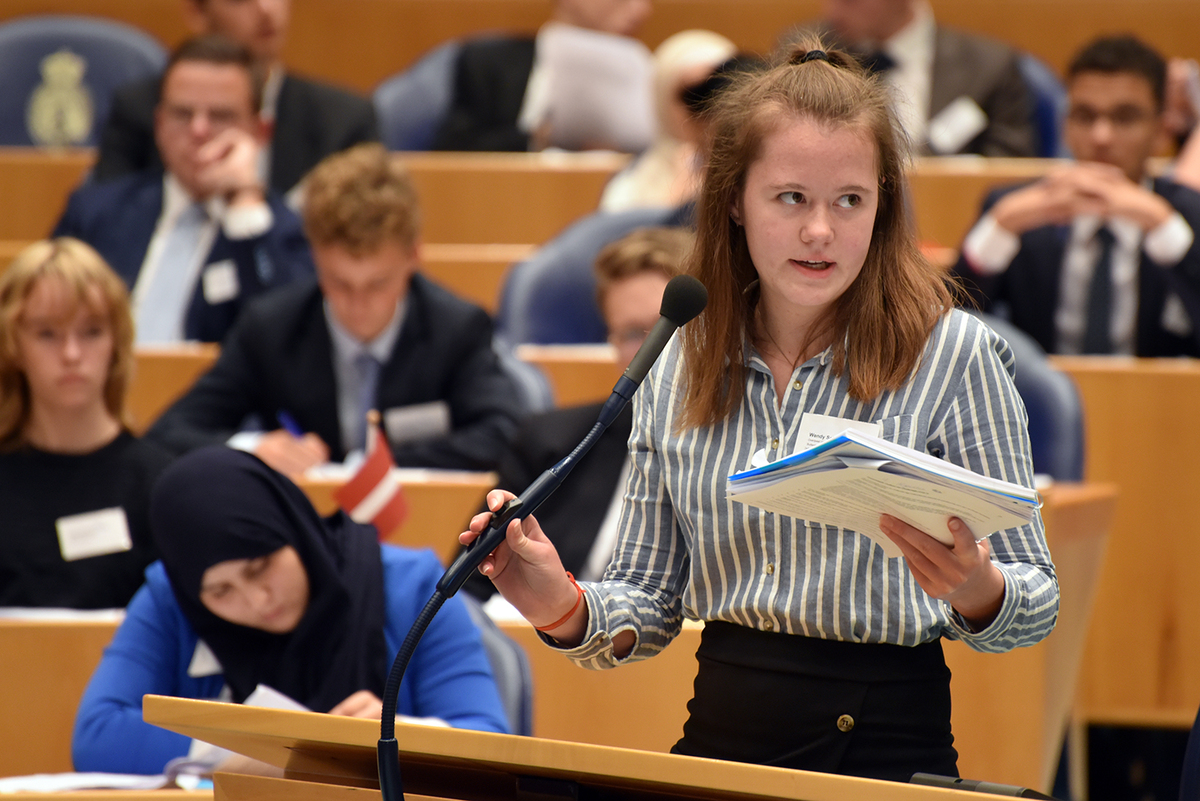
[0,148,1074,279]
[5,0,1199,94]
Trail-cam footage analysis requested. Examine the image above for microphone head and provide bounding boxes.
[659,275,708,327]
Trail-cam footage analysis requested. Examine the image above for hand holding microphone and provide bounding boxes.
[447,274,709,611]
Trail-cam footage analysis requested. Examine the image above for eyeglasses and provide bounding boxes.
[1066,105,1154,129]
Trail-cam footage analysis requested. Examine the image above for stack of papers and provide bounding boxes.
[727,430,1039,558]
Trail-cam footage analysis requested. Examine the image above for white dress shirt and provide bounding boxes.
[878,0,935,147]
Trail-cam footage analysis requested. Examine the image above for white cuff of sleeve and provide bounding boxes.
[221,201,273,241]
[227,431,265,453]
[1143,211,1194,266]
[961,213,1022,275]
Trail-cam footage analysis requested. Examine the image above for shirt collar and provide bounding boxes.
[261,65,285,121]
[323,295,408,365]
[163,172,225,222]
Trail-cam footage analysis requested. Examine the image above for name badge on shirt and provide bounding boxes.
[202,260,240,305]
[55,507,132,562]
[384,401,452,446]
[794,412,882,453]
[927,95,989,155]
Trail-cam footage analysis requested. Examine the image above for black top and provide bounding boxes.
[0,432,172,608]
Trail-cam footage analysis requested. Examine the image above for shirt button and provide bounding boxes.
[763,620,775,632]
[837,714,855,732]
[765,563,775,575]
[793,380,802,390]
[771,438,779,449]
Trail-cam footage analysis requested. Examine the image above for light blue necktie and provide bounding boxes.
[137,202,207,344]
[354,352,382,450]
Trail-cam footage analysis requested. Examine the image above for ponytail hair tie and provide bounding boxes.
[798,49,830,64]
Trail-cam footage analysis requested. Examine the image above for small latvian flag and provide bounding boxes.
[333,410,408,541]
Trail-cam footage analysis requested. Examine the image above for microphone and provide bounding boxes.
[376,274,707,801]
[910,774,1058,799]
[438,273,708,595]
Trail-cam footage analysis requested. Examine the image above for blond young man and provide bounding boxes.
[147,143,523,476]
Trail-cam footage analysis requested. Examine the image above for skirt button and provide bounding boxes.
[836,714,855,732]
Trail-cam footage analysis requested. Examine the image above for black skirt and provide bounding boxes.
[671,621,959,783]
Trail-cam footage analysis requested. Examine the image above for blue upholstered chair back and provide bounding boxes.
[1018,53,1069,159]
[972,312,1085,481]
[373,40,462,151]
[0,15,166,147]
[460,594,535,736]
[496,208,680,346]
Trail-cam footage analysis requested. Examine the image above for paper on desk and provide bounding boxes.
[0,772,172,793]
[535,22,655,152]
[728,429,1039,559]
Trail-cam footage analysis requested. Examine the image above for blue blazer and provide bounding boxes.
[72,544,509,775]
[52,170,315,343]
[953,177,1200,357]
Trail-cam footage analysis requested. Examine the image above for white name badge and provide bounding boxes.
[55,507,133,562]
[202,259,240,305]
[794,412,881,454]
[384,401,452,446]
[927,95,989,155]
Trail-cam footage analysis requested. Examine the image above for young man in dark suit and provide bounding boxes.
[147,143,523,477]
[464,226,692,601]
[52,35,313,344]
[954,35,1200,357]
[93,0,377,196]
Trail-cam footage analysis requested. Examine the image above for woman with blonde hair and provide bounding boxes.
[465,37,1057,782]
[0,238,171,608]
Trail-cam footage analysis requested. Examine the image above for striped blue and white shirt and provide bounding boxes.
[563,309,1059,669]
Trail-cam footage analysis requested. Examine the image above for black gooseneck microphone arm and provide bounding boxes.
[376,275,708,801]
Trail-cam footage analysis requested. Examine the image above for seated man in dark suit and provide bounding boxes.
[789,0,1036,156]
[433,0,652,152]
[465,225,692,601]
[954,35,1200,357]
[53,35,313,344]
[147,143,524,477]
[93,0,377,197]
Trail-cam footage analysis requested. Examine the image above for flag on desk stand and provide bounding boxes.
[333,410,408,541]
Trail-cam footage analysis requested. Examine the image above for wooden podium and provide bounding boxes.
[143,695,970,801]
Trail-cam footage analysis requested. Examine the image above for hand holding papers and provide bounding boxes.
[727,429,1040,558]
[528,23,656,153]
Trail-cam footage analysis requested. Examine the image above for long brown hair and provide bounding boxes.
[0,238,134,449]
[678,36,955,429]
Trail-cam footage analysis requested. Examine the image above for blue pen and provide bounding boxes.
[276,410,304,438]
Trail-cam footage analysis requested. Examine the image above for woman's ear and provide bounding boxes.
[729,200,742,225]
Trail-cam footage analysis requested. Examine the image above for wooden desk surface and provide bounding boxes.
[144,695,967,801]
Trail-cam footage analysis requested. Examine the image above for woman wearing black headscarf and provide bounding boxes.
[73,447,508,775]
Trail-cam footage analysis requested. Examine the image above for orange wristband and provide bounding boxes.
[534,572,584,632]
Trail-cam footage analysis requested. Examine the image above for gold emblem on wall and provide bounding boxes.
[27,49,94,147]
